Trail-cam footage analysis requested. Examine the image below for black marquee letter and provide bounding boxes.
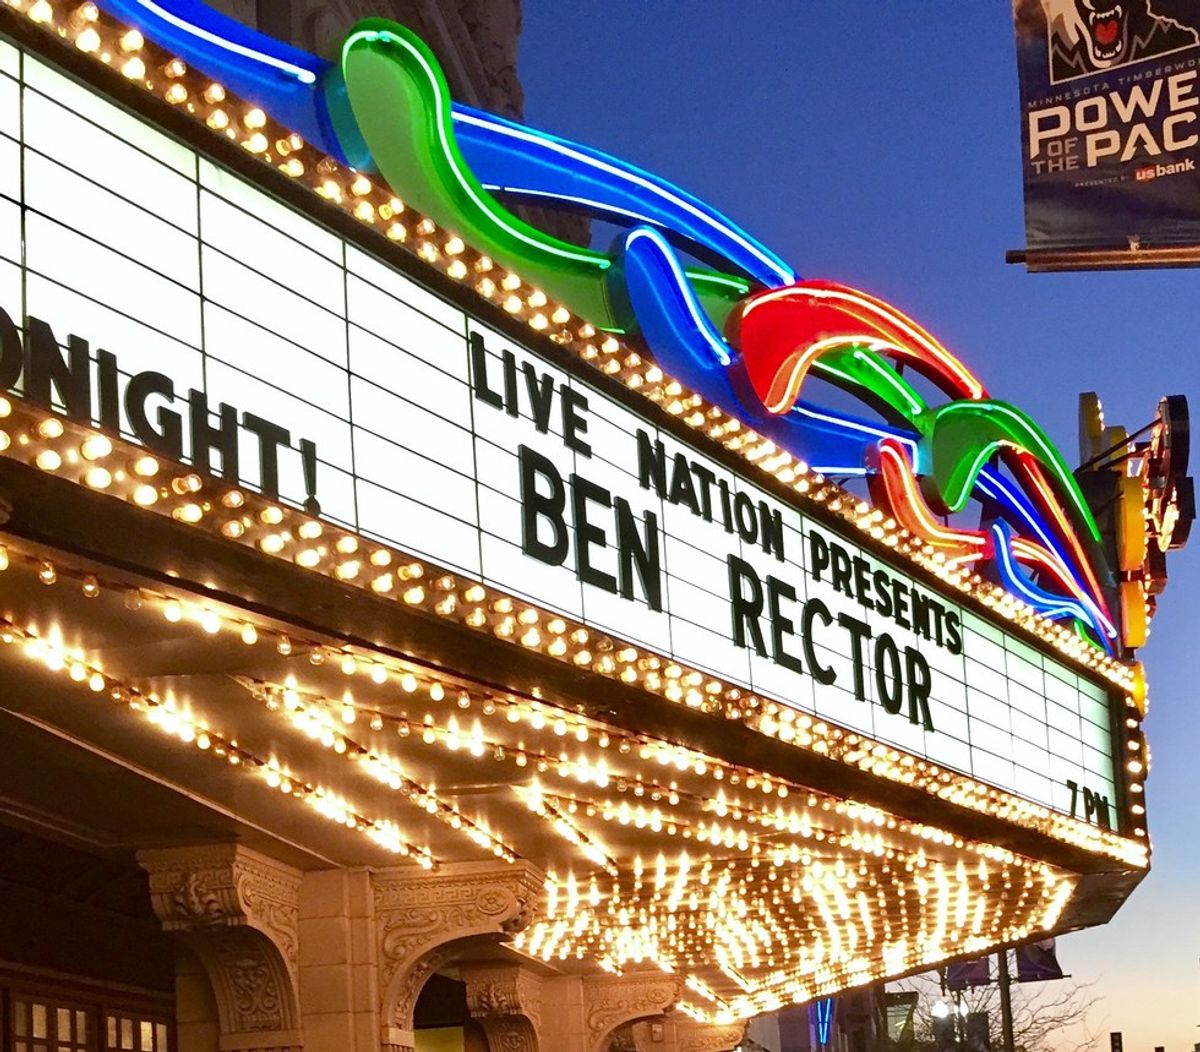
[519,445,569,566]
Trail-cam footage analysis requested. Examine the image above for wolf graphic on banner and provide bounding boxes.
[1043,0,1200,83]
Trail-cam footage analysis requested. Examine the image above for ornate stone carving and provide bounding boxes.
[583,974,684,1052]
[477,1016,540,1052]
[676,1020,748,1052]
[626,1016,749,1052]
[139,844,302,1052]
[373,860,545,1038]
[462,962,544,1052]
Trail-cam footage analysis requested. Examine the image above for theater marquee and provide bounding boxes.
[0,47,1119,821]
[0,0,1170,1033]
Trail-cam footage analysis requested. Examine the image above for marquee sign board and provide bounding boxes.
[0,40,1118,822]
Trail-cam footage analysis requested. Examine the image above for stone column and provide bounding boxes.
[372,860,545,1052]
[297,868,380,1051]
[139,845,303,1052]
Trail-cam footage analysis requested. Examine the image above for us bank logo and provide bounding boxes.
[1042,0,1200,83]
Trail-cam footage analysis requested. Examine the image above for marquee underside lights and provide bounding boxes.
[0,0,1161,1024]
[0,533,1092,1021]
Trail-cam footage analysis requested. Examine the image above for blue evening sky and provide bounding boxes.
[519,3,1199,1048]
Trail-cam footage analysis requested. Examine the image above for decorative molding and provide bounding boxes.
[676,1020,748,1052]
[582,974,684,1052]
[138,844,302,1051]
[372,860,545,1035]
[627,1016,749,1052]
[476,1016,540,1052]
[463,962,544,1052]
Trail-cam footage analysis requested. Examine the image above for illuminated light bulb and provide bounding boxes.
[277,636,293,656]
[259,534,285,554]
[165,83,188,105]
[0,432,8,452]
[117,55,147,79]
[29,0,54,21]
[371,573,394,593]
[38,561,56,585]
[429,682,444,702]
[80,434,112,461]
[35,449,61,472]
[335,560,360,581]
[241,623,257,646]
[354,201,374,222]
[369,663,387,685]
[260,506,284,526]
[173,503,203,524]
[206,109,230,131]
[84,465,112,489]
[281,157,305,178]
[403,586,425,605]
[37,419,64,439]
[76,26,100,52]
[350,175,372,197]
[220,520,244,539]
[163,600,182,623]
[341,703,357,724]
[529,313,549,331]
[552,307,571,325]
[199,609,221,635]
[128,455,159,478]
[401,674,417,693]
[244,133,269,154]
[477,277,496,298]
[340,654,357,675]
[243,107,267,130]
[503,295,522,314]
[501,272,522,291]
[386,222,406,241]
[82,575,99,598]
[447,260,468,280]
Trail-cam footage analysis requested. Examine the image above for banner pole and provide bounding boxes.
[998,951,1016,1052]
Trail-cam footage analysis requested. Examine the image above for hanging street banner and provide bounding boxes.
[1014,0,1200,254]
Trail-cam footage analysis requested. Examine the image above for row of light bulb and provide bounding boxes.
[4,394,1148,867]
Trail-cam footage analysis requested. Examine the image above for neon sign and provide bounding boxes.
[91,0,1120,651]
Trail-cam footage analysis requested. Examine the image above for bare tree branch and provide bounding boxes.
[891,969,1101,1052]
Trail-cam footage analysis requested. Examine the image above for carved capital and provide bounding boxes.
[373,860,545,1035]
[583,974,685,1052]
[462,962,544,1052]
[138,844,302,1049]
